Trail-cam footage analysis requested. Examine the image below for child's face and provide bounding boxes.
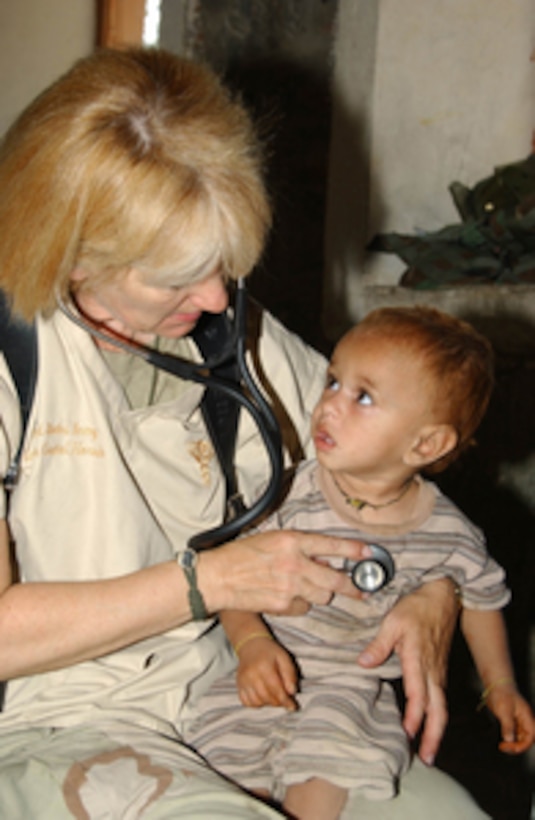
[311,327,438,481]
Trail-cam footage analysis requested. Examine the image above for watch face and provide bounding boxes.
[177,548,197,569]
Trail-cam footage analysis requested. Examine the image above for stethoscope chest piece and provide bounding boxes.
[344,544,395,593]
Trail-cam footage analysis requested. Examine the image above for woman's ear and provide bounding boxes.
[69,267,88,283]
[404,424,458,468]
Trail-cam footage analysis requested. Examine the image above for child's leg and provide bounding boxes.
[283,778,348,820]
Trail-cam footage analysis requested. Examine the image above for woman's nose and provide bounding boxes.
[191,273,228,314]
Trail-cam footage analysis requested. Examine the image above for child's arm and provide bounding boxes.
[461,608,535,753]
[220,610,299,711]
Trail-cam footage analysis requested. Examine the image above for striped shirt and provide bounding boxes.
[186,460,509,800]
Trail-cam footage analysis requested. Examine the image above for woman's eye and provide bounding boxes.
[357,390,373,406]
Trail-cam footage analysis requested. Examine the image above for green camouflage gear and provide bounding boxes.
[368,154,535,289]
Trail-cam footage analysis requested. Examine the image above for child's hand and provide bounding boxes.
[236,635,298,711]
[484,683,535,754]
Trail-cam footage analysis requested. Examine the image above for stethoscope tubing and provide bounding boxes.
[57,279,284,550]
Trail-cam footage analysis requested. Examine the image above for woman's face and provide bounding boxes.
[70,267,229,342]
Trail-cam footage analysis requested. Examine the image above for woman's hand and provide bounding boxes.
[357,577,458,764]
[199,530,365,616]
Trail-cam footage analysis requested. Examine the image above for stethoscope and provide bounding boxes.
[58,278,394,591]
[58,278,283,551]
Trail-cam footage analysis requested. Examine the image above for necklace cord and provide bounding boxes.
[332,475,414,511]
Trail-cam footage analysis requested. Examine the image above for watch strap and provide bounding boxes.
[175,547,208,621]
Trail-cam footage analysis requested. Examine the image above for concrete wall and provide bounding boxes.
[0,0,96,137]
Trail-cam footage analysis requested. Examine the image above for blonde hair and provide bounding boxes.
[355,306,495,472]
[0,48,271,319]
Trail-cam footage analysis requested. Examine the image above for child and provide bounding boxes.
[184,306,534,820]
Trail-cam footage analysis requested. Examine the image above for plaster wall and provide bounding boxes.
[0,0,95,138]
[324,0,535,333]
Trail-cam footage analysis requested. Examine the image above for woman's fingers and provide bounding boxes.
[205,530,366,613]
[270,531,367,605]
[358,577,456,764]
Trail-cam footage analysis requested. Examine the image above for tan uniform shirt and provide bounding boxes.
[0,305,326,734]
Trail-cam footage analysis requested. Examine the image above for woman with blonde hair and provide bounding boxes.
[0,47,487,817]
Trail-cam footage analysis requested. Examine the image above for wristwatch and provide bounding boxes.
[175,546,209,621]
